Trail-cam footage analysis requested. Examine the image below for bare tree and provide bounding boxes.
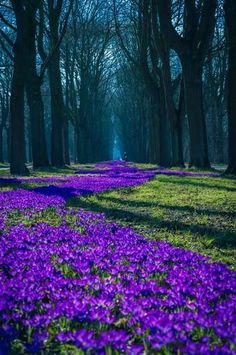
[224,0,236,174]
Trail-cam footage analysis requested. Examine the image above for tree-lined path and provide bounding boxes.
[0,0,236,174]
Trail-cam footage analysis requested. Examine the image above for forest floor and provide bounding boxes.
[0,161,236,353]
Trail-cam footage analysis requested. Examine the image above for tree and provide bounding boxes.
[25,0,49,169]
[224,0,236,174]
[157,0,217,168]
[0,59,11,163]
[203,6,228,165]
[151,0,184,166]
[65,0,113,163]
[9,0,29,175]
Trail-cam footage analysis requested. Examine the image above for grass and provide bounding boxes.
[0,164,94,177]
[68,173,236,269]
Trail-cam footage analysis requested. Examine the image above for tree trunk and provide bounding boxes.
[176,78,185,167]
[64,44,70,165]
[6,127,10,163]
[77,76,88,163]
[25,2,49,169]
[0,125,3,163]
[183,59,210,168]
[48,52,65,167]
[48,2,65,168]
[159,83,172,166]
[26,79,49,168]
[157,0,216,169]
[63,118,70,165]
[74,123,78,163]
[149,100,161,164]
[10,2,29,175]
[28,123,32,164]
[215,111,224,163]
[225,0,236,174]
[161,51,183,166]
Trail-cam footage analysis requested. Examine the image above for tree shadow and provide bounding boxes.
[0,177,22,190]
[95,195,236,218]
[68,197,236,248]
[33,166,78,175]
[158,178,236,192]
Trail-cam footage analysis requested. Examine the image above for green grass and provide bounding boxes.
[68,173,236,269]
[0,164,96,177]
[31,165,83,176]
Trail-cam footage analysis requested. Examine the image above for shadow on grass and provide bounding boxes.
[68,197,236,249]
[158,177,236,192]
[0,178,22,190]
[94,195,236,218]
[32,165,78,175]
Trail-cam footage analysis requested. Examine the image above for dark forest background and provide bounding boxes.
[0,0,235,175]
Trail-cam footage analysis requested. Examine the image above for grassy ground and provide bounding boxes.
[0,164,77,176]
[68,173,236,269]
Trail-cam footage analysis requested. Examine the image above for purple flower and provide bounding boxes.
[0,161,235,354]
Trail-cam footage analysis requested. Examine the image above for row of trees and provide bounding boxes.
[113,0,235,173]
[0,0,113,174]
[0,0,235,174]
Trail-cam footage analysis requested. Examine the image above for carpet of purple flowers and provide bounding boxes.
[0,161,235,354]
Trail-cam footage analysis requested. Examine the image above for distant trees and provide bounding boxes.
[62,0,113,163]
[113,0,171,165]
[0,0,71,172]
[112,0,235,172]
[113,63,149,163]
[0,0,235,174]
[0,0,113,173]
[113,0,219,167]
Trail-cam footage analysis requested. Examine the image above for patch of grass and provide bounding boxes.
[0,164,94,178]
[0,169,10,176]
[68,173,236,269]
[0,163,9,168]
[32,165,79,176]
[5,208,62,228]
